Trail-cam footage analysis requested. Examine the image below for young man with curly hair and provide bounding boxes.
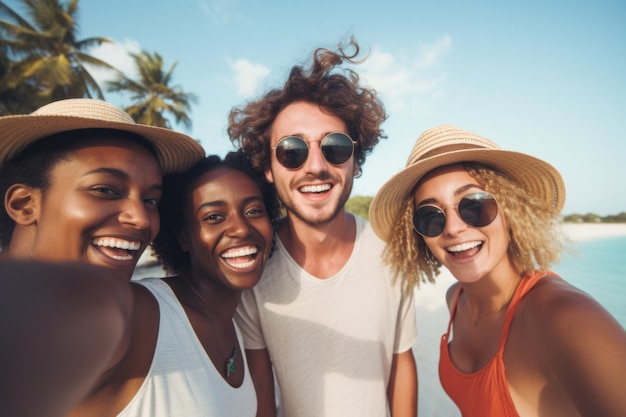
[228,38,418,417]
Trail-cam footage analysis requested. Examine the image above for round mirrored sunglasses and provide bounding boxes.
[412,191,498,237]
[272,132,355,169]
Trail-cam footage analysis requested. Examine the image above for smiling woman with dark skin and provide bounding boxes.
[0,98,208,417]
[148,151,280,416]
[1,132,163,274]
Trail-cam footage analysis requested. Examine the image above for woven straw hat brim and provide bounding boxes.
[369,148,566,243]
[0,99,205,174]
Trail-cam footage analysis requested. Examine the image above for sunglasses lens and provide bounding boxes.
[321,133,354,165]
[413,205,446,237]
[275,136,309,169]
[458,192,498,228]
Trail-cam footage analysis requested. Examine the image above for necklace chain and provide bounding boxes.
[464,277,519,325]
[184,280,237,378]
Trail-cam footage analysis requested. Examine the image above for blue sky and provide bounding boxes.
[29,0,626,215]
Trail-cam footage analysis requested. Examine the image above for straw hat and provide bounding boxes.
[369,124,566,242]
[0,98,205,174]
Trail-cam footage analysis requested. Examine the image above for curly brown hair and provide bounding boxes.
[227,36,387,176]
[383,162,568,292]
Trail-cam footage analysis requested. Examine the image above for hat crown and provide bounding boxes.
[406,124,501,167]
[32,98,136,125]
[0,98,205,174]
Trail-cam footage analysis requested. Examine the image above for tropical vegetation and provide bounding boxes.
[346,195,373,219]
[0,0,195,130]
[0,0,113,113]
[106,51,196,129]
[561,212,626,224]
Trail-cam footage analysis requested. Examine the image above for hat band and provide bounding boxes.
[408,143,490,165]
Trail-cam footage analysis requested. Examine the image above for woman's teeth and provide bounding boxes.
[447,241,482,253]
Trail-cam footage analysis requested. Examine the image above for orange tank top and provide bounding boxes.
[438,271,549,417]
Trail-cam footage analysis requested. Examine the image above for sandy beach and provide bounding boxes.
[560,222,626,241]
[413,223,626,417]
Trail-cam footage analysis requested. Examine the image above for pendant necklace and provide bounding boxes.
[184,280,237,378]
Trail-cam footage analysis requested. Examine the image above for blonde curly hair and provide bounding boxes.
[383,162,567,292]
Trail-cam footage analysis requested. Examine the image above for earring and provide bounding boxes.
[425,247,437,266]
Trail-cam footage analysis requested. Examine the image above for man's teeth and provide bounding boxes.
[299,184,331,193]
[447,241,482,253]
[92,238,141,251]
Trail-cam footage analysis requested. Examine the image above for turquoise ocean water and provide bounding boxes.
[552,235,626,328]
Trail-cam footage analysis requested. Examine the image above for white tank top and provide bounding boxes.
[118,278,256,416]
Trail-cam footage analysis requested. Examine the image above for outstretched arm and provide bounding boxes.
[534,281,626,417]
[388,348,418,417]
[0,261,133,417]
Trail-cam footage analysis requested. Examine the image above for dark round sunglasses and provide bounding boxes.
[412,191,498,238]
[272,132,356,170]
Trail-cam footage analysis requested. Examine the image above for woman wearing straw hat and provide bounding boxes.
[0,98,211,416]
[369,125,626,417]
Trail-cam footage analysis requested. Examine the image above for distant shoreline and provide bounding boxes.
[561,222,626,241]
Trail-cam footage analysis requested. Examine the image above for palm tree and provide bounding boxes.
[106,50,197,130]
[0,0,114,114]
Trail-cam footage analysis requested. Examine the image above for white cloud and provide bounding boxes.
[222,35,452,110]
[86,39,142,85]
[359,35,453,112]
[227,57,271,98]
[198,0,241,25]
[415,35,453,69]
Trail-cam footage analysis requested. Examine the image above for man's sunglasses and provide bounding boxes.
[272,132,355,170]
[413,191,498,238]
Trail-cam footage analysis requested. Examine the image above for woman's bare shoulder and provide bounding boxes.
[515,275,626,416]
[519,274,625,352]
[445,282,461,310]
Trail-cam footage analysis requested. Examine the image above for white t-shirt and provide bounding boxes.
[119,278,257,417]
[235,216,417,417]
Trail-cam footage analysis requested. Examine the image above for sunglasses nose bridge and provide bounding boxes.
[442,206,470,236]
[301,140,329,171]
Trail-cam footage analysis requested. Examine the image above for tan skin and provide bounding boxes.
[162,167,274,388]
[247,100,417,417]
[416,164,626,417]
[2,135,163,416]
